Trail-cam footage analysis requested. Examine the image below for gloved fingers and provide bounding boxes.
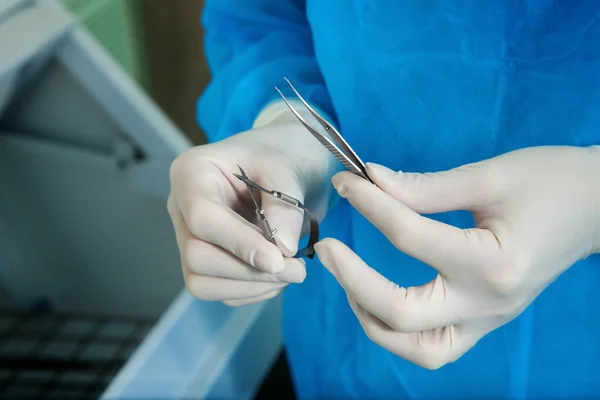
[170,157,239,209]
[182,197,286,274]
[183,270,288,302]
[172,196,301,301]
[223,288,283,307]
[185,238,306,283]
[167,193,186,247]
[365,162,494,214]
[171,159,286,274]
[331,171,492,272]
[258,176,306,257]
[347,296,474,370]
[172,205,306,283]
[316,239,461,332]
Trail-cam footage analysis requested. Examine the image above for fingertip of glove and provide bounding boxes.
[313,239,326,257]
[313,238,341,265]
[313,240,340,278]
[313,239,325,254]
[278,258,307,283]
[365,162,397,183]
[254,246,286,274]
[314,237,339,251]
[275,234,298,258]
[332,172,353,196]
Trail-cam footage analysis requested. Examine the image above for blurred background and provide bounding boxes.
[0,1,292,398]
[58,0,209,145]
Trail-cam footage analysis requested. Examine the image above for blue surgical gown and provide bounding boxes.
[197,1,600,398]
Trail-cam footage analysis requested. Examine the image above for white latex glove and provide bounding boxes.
[168,101,337,306]
[315,145,600,369]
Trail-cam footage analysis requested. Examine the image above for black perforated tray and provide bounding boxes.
[0,307,154,399]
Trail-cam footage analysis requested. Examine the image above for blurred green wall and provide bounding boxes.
[58,0,149,90]
[56,0,209,144]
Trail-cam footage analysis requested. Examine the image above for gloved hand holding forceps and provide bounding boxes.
[315,146,600,369]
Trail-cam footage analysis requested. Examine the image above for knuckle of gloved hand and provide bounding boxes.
[182,240,206,274]
[169,151,196,183]
[389,303,418,333]
[483,254,530,297]
[166,194,177,216]
[362,322,384,345]
[418,353,449,371]
[168,156,182,182]
[415,346,452,370]
[187,199,216,237]
[223,299,245,307]
[183,273,210,301]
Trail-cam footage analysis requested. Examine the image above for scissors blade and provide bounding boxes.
[235,166,262,210]
[233,172,271,195]
[235,166,277,242]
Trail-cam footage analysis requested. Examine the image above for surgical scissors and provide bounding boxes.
[235,166,278,245]
[275,78,374,183]
[233,165,319,259]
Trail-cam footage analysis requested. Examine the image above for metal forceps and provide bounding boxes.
[233,79,371,260]
[233,166,319,259]
[275,78,374,183]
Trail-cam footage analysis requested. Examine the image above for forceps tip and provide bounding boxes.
[277,77,294,93]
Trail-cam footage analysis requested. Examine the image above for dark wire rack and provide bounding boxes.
[0,307,155,399]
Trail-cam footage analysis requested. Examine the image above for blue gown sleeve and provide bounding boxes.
[197,0,335,143]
